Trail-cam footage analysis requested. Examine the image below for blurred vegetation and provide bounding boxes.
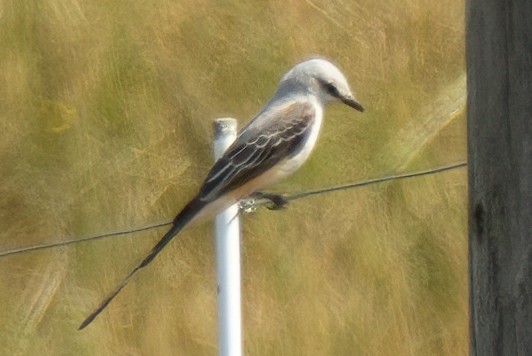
[0,0,466,355]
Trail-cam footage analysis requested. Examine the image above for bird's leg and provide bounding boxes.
[249,192,289,210]
[239,192,289,214]
[260,192,289,210]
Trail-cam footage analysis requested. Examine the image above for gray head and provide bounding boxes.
[281,58,364,112]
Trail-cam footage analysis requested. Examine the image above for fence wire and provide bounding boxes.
[0,161,467,258]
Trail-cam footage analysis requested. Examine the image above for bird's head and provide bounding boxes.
[281,58,364,112]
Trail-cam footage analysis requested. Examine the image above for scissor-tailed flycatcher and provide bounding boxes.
[79,57,364,329]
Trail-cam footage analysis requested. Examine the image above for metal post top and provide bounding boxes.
[213,118,238,135]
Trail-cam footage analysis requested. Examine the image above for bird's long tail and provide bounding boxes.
[78,197,207,330]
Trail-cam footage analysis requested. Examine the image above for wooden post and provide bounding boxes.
[466,0,532,354]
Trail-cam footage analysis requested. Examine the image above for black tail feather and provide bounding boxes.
[78,197,206,330]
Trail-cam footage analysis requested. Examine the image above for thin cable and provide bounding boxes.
[246,161,467,209]
[287,161,467,200]
[0,161,467,258]
[0,221,172,258]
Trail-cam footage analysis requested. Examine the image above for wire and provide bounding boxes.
[0,161,467,258]
[0,221,171,258]
[247,161,467,210]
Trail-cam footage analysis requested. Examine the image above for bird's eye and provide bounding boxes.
[323,82,339,97]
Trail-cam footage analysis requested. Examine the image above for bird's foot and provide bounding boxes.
[251,192,289,210]
[239,192,289,214]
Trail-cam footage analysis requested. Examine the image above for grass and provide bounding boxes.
[0,0,466,354]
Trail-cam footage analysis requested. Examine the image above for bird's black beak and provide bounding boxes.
[342,95,364,112]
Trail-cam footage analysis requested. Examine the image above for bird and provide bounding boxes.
[79,57,364,330]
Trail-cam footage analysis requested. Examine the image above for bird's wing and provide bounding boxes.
[199,100,316,200]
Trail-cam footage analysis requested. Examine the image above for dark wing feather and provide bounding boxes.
[199,101,316,200]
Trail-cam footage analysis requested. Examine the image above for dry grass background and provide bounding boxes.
[0,0,466,355]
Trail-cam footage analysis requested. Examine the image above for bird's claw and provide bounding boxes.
[239,198,257,214]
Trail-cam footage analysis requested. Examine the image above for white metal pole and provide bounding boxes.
[212,118,242,356]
